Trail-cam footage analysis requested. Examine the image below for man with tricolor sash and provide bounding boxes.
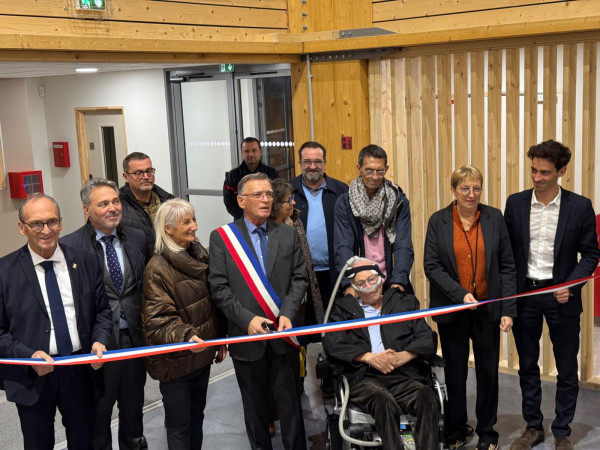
[208,172,308,450]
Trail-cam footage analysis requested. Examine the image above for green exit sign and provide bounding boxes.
[219,64,235,73]
[76,0,106,10]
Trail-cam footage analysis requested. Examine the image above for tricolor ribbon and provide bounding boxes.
[0,274,597,366]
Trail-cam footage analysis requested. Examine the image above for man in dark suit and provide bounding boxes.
[505,140,600,450]
[290,141,348,305]
[209,172,308,450]
[0,193,112,449]
[61,178,149,450]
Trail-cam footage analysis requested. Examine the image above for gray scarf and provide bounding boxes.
[348,177,398,242]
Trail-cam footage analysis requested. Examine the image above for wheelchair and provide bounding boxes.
[316,353,447,450]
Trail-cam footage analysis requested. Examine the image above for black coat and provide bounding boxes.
[0,244,112,405]
[290,174,348,277]
[119,183,174,255]
[223,162,279,220]
[60,221,149,348]
[504,188,600,316]
[322,289,437,388]
[424,203,517,324]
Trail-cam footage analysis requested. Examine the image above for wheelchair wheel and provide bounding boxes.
[326,413,343,450]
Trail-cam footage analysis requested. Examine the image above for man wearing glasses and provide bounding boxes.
[120,152,174,255]
[334,144,414,296]
[209,172,308,450]
[223,137,280,220]
[291,141,348,306]
[0,193,112,448]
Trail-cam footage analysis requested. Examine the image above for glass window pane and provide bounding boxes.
[181,80,232,190]
[188,194,233,247]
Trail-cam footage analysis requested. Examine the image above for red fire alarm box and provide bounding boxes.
[8,171,44,199]
[53,142,70,167]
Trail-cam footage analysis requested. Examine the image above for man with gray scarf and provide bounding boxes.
[333,145,414,296]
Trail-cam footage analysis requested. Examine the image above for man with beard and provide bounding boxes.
[120,152,174,255]
[334,145,414,296]
[223,137,280,220]
[291,141,348,306]
[62,178,148,449]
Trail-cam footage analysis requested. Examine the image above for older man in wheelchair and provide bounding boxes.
[322,258,441,450]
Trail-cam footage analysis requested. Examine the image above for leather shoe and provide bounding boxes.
[510,428,545,450]
[268,421,276,437]
[554,436,574,450]
[139,435,148,449]
[476,443,498,450]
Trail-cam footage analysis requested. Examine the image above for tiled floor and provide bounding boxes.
[108,343,600,450]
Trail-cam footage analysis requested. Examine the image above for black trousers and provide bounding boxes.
[315,269,332,309]
[437,307,500,444]
[232,343,306,450]
[349,373,439,450]
[159,365,211,450]
[16,364,94,450]
[513,289,580,437]
[93,329,147,450]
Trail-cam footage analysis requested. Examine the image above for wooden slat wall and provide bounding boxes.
[369,41,599,387]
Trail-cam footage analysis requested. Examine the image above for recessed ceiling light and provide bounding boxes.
[75,68,98,73]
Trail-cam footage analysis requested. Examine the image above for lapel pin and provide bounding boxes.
[73,263,77,269]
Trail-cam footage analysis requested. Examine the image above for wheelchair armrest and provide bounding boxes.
[315,354,345,380]
[426,354,446,368]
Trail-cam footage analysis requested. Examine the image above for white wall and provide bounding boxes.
[41,69,173,234]
[0,79,37,255]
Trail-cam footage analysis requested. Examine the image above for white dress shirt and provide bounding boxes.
[527,188,561,280]
[29,245,82,355]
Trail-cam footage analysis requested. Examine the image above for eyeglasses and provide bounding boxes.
[126,168,156,178]
[301,159,325,168]
[240,191,274,200]
[283,194,295,205]
[363,169,386,178]
[457,186,482,195]
[353,275,380,289]
[22,218,62,232]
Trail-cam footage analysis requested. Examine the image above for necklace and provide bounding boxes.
[456,203,479,298]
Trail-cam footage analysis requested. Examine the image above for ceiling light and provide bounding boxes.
[75,68,98,73]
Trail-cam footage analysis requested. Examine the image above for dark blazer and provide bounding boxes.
[504,188,600,316]
[322,288,437,388]
[60,221,149,348]
[119,183,174,255]
[424,203,517,324]
[0,243,112,406]
[291,174,348,276]
[334,181,414,290]
[208,218,308,361]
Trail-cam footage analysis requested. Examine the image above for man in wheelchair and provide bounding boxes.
[322,258,439,449]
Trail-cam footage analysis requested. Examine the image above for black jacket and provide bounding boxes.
[119,183,174,255]
[223,162,279,220]
[322,289,437,388]
[60,221,149,347]
[504,188,600,316]
[290,174,348,276]
[334,180,414,291]
[424,203,517,324]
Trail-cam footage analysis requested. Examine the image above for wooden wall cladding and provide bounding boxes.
[369,42,599,387]
[0,0,301,59]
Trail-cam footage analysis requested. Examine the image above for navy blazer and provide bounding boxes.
[0,243,112,406]
[208,218,308,361]
[504,188,600,316]
[424,203,517,324]
[60,221,149,348]
[290,174,348,276]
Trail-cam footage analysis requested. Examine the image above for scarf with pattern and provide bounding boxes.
[348,177,398,242]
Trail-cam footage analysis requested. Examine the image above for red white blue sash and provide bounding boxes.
[217,222,300,348]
